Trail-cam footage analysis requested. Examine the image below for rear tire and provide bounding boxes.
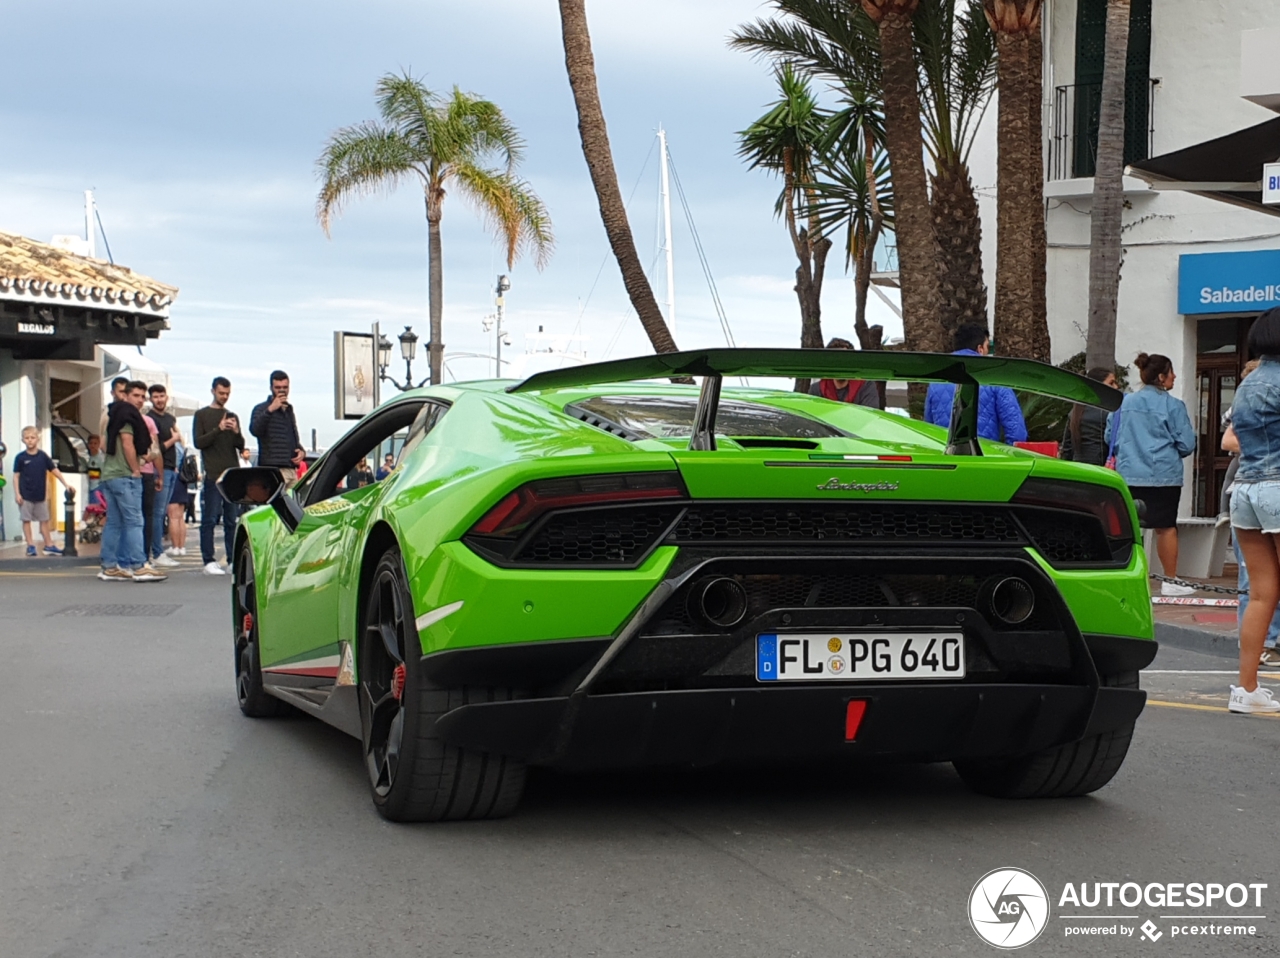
[953,672,1138,799]
[233,544,288,718]
[359,546,526,822]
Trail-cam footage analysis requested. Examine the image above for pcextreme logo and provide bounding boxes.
[969,867,1050,949]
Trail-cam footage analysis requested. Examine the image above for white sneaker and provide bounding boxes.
[1161,580,1197,597]
[1228,685,1280,714]
[178,548,187,557]
[165,546,182,557]
[152,553,180,568]
[203,561,227,576]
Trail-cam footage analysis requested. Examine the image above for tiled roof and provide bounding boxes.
[0,230,177,313]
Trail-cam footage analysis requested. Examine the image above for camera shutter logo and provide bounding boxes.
[968,867,1050,949]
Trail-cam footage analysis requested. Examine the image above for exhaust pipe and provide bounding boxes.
[691,577,749,629]
[987,577,1036,626]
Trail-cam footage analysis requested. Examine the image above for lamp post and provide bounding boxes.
[494,274,511,378]
[377,325,430,391]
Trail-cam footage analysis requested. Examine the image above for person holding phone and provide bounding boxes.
[194,376,245,576]
[250,370,306,488]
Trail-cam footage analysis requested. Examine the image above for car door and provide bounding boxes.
[258,401,431,679]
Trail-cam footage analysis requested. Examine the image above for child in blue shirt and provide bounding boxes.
[13,426,70,556]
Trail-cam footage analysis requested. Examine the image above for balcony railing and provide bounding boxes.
[1048,78,1158,181]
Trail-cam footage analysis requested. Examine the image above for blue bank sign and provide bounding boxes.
[1179,249,1280,314]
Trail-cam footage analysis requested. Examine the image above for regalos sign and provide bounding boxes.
[1179,249,1280,314]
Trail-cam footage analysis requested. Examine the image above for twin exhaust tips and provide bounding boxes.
[686,574,1037,630]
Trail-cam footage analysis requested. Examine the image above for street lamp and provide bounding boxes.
[378,325,430,391]
[494,275,511,378]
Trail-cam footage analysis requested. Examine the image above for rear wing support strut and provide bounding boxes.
[946,383,981,456]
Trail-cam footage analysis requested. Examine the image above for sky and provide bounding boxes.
[0,0,962,446]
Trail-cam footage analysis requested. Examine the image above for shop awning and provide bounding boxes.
[1128,116,1280,217]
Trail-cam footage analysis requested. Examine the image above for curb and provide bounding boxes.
[0,556,101,572]
[1154,620,1239,658]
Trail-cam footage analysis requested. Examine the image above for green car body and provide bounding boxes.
[227,350,1154,821]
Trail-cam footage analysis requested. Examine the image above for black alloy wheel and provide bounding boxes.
[358,546,528,822]
[233,545,287,718]
[360,561,410,799]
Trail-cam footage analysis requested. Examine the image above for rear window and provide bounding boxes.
[569,395,846,441]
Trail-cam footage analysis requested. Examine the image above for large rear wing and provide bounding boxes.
[508,348,1122,456]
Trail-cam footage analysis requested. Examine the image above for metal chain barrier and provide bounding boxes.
[1149,572,1249,596]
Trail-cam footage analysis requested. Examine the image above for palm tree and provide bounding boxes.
[1085,0,1131,370]
[810,87,894,352]
[918,0,997,333]
[733,0,993,351]
[317,73,552,385]
[557,0,677,354]
[848,1,944,354]
[738,65,835,389]
[984,1,1050,362]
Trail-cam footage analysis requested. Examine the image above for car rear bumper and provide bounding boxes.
[432,679,1147,770]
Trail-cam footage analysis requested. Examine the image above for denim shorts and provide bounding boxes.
[1231,480,1280,534]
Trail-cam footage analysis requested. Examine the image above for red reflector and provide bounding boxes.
[472,491,522,534]
[470,472,686,538]
[845,699,868,741]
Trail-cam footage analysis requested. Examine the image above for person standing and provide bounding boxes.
[1224,308,1280,713]
[146,384,181,568]
[924,325,1028,443]
[12,426,71,556]
[166,438,192,559]
[376,453,395,481]
[194,377,245,576]
[250,370,305,486]
[1106,353,1197,597]
[99,381,166,582]
[1220,362,1280,669]
[85,434,105,509]
[1060,368,1118,465]
[808,337,883,409]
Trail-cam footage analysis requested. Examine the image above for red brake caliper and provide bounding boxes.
[241,613,254,638]
[391,663,406,701]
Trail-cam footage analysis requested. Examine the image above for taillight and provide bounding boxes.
[1011,477,1134,541]
[470,471,687,538]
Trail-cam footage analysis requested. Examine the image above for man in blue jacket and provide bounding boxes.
[924,324,1028,443]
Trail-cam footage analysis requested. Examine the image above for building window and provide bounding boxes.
[1071,0,1153,177]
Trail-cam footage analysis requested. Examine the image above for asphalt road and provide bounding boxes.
[2,563,1277,958]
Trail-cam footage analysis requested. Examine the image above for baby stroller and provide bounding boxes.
[80,491,107,543]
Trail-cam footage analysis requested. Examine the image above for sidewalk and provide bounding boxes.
[1150,567,1240,658]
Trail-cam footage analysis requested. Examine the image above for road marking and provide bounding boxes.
[1147,699,1280,719]
[0,571,94,578]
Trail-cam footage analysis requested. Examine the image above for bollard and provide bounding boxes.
[62,487,78,557]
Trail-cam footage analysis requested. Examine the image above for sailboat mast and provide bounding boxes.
[658,125,675,337]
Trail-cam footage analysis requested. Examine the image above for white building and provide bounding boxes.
[1043,1,1280,517]
[0,231,179,541]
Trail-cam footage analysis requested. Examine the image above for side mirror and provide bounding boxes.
[217,466,304,533]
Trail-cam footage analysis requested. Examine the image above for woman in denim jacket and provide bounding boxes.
[1226,308,1280,713]
[1105,352,1196,595]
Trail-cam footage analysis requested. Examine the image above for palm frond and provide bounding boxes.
[440,87,525,171]
[315,121,422,234]
[737,65,829,217]
[375,72,442,150]
[729,0,880,88]
[451,162,554,270]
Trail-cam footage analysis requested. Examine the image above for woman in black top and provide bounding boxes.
[1060,367,1117,465]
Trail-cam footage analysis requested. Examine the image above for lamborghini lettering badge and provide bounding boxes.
[817,478,899,493]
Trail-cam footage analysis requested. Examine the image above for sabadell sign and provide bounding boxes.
[1179,248,1280,314]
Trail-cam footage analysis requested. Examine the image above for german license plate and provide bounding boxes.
[756,632,965,681]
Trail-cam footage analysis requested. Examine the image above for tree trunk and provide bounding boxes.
[1086,0,1130,370]
[425,190,444,386]
[853,215,885,351]
[558,0,677,354]
[862,2,946,355]
[986,0,1050,362]
[792,228,832,392]
[931,156,988,339]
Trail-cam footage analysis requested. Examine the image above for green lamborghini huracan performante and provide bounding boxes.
[219,349,1154,822]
